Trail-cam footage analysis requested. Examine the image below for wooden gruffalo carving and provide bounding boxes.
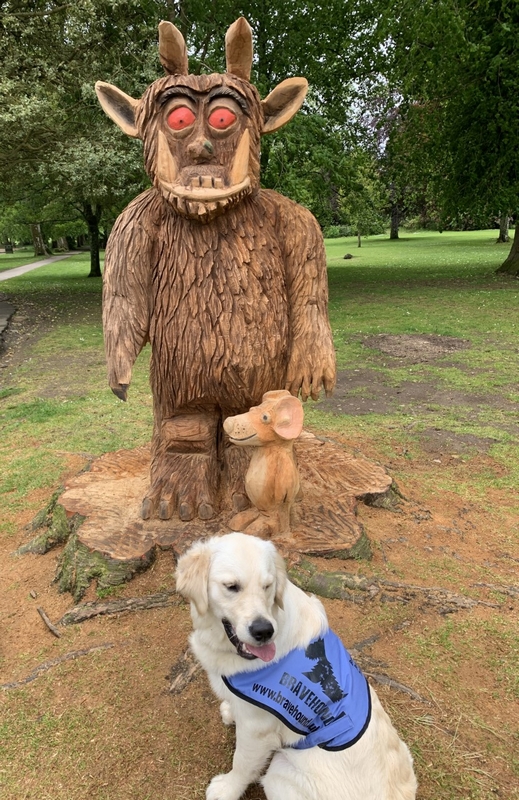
[95,18,336,523]
[224,390,304,540]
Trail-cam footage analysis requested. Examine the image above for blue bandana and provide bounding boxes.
[222,629,371,750]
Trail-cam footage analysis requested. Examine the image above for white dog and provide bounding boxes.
[176,532,417,800]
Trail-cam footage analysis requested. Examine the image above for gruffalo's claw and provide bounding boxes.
[111,384,129,402]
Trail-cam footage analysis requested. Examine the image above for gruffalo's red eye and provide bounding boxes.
[167,106,195,130]
[208,108,237,129]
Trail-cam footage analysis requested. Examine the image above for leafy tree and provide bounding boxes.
[0,0,155,273]
[376,0,519,272]
[0,0,377,262]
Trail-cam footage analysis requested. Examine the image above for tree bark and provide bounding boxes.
[496,219,519,275]
[30,223,49,256]
[82,202,102,277]
[56,236,69,251]
[389,202,400,240]
[496,212,510,243]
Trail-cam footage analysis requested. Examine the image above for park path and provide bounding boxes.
[0,251,79,282]
[0,252,80,336]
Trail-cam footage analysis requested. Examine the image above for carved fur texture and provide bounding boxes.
[97,19,336,521]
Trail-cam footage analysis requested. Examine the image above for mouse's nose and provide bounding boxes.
[249,617,274,643]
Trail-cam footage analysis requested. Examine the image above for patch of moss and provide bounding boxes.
[55,533,156,602]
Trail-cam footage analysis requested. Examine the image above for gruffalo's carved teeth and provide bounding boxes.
[214,177,223,189]
[161,176,251,202]
[230,129,250,185]
[157,130,178,184]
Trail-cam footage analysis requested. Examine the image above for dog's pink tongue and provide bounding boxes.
[246,642,276,662]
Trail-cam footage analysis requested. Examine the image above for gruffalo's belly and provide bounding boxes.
[149,198,289,413]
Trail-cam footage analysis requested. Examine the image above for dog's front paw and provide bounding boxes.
[220,700,235,726]
[206,772,244,800]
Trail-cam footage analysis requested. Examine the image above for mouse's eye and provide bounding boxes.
[167,106,196,130]
[261,413,271,423]
[225,583,241,593]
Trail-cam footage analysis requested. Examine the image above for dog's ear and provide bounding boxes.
[175,540,212,616]
[273,549,287,610]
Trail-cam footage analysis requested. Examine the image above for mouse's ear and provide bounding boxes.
[175,540,212,615]
[273,396,304,440]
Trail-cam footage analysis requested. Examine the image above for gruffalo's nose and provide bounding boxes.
[249,617,274,642]
[187,136,214,163]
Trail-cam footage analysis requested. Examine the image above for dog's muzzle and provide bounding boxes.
[222,618,276,662]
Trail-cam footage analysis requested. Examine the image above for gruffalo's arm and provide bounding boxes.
[103,193,155,401]
[276,195,336,401]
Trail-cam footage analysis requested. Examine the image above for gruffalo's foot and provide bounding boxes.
[141,412,220,521]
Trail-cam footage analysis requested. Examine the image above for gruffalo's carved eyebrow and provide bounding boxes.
[207,86,249,114]
[158,86,198,106]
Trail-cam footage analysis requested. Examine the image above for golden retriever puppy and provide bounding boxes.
[176,532,417,800]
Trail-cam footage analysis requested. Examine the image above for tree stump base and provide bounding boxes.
[51,436,393,598]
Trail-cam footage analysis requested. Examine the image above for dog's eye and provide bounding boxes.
[263,582,273,591]
[225,583,241,593]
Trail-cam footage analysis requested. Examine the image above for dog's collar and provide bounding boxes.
[222,619,258,660]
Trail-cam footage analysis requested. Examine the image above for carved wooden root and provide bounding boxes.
[52,436,393,599]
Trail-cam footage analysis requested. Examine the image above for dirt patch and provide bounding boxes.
[418,427,498,455]
[317,368,518,427]
[363,333,470,363]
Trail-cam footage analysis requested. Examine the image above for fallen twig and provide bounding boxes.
[37,606,61,638]
[472,582,519,598]
[364,671,427,703]
[168,647,202,694]
[58,591,181,626]
[0,643,116,691]
[290,562,501,614]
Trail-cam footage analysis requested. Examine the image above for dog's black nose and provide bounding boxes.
[249,617,274,643]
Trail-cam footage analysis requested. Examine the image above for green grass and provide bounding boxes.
[303,230,519,503]
[0,249,45,273]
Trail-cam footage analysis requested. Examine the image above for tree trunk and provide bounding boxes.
[496,219,519,276]
[30,223,49,256]
[82,202,102,277]
[389,202,399,240]
[357,230,361,248]
[496,212,510,243]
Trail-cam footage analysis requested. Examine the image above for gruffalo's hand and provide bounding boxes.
[285,351,336,402]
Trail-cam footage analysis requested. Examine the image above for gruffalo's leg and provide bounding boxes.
[141,411,220,521]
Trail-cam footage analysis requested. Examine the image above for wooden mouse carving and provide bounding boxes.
[96,18,335,523]
[224,390,304,539]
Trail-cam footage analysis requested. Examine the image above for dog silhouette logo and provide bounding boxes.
[303,637,347,703]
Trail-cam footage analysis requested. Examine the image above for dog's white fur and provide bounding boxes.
[176,532,417,800]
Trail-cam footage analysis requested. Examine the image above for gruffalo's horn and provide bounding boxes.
[158,20,188,75]
[225,17,253,81]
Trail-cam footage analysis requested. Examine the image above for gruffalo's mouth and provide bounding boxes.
[222,619,276,662]
[156,129,252,222]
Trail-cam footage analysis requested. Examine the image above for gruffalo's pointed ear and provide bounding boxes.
[261,77,308,135]
[95,81,140,138]
[158,20,188,76]
[225,17,253,81]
